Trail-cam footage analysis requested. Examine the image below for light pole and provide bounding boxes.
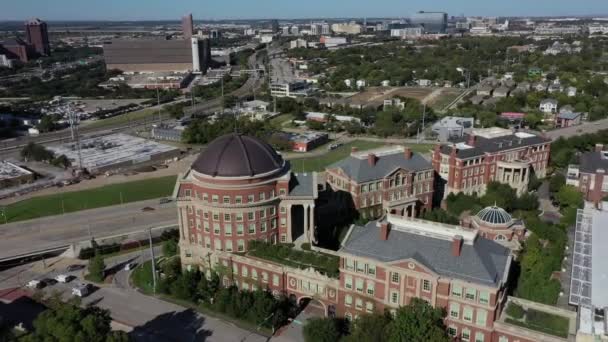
[456,67,471,89]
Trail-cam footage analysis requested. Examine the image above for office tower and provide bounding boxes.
[182,13,194,39]
[271,19,280,33]
[25,18,50,56]
[410,11,448,33]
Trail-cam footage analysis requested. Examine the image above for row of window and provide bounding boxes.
[344,295,374,313]
[344,276,375,296]
[232,263,281,287]
[197,219,278,236]
[446,326,485,342]
[191,207,279,222]
[183,188,287,204]
[451,284,490,305]
[449,303,488,327]
[390,272,432,292]
[344,259,376,276]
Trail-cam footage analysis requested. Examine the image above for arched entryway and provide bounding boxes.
[298,297,326,317]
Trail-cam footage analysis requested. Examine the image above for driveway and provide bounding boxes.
[537,181,562,224]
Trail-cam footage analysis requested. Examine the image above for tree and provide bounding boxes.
[88,253,105,283]
[162,239,179,257]
[386,298,449,342]
[20,142,54,162]
[549,174,566,194]
[22,299,130,342]
[36,115,58,133]
[556,185,583,209]
[344,313,392,342]
[303,318,341,342]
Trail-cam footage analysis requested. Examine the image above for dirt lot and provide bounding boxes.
[347,87,435,108]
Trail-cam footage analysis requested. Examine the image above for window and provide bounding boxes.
[251,269,258,280]
[204,222,210,232]
[213,223,220,235]
[462,328,471,342]
[236,224,244,236]
[247,194,254,203]
[355,261,365,273]
[225,241,233,252]
[232,263,238,274]
[242,267,248,277]
[212,213,220,221]
[203,193,209,202]
[225,224,232,236]
[204,237,211,249]
[280,217,286,226]
[280,206,286,213]
[262,272,268,283]
[259,192,265,201]
[422,279,431,292]
[212,195,219,203]
[475,332,485,342]
[447,326,457,337]
[449,303,460,319]
[367,264,376,276]
[345,295,352,306]
[224,213,231,221]
[390,291,399,305]
[214,240,222,251]
[184,189,191,197]
[355,299,363,311]
[366,281,375,296]
[345,259,354,271]
[260,221,267,233]
[235,196,242,204]
[476,309,487,327]
[345,276,353,290]
[247,212,255,221]
[271,219,277,229]
[236,213,243,222]
[279,189,286,196]
[272,274,279,286]
[498,336,508,342]
[260,209,266,218]
[465,288,476,301]
[355,279,364,293]
[281,234,286,243]
[249,223,256,234]
[345,312,353,321]
[237,240,245,252]
[463,307,473,323]
[203,212,209,219]
[223,196,230,204]
[478,290,489,305]
[391,272,400,284]
[269,207,276,216]
[366,302,373,313]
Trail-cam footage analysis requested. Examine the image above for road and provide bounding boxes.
[0,249,267,342]
[543,117,608,140]
[0,199,177,260]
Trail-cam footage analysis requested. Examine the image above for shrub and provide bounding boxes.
[506,303,525,320]
[301,243,311,251]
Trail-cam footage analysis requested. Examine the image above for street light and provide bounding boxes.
[456,67,471,89]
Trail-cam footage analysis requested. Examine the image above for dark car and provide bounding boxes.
[40,278,57,286]
[141,207,156,212]
[66,264,85,272]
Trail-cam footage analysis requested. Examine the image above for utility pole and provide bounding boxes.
[421,104,426,141]
[156,86,162,126]
[149,228,157,294]
[221,76,225,115]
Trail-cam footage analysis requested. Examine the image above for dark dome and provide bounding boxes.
[476,206,512,225]
[192,133,284,177]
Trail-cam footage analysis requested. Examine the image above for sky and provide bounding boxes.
[1,0,607,21]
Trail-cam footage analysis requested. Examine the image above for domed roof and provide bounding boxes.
[192,133,284,178]
[476,206,513,225]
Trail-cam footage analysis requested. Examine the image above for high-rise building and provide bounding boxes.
[182,13,194,40]
[0,38,32,63]
[271,19,280,33]
[25,18,50,56]
[410,11,448,33]
[321,23,331,35]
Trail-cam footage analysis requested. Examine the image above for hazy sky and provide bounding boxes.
[2,0,607,21]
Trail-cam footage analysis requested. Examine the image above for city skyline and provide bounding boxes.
[1,0,607,21]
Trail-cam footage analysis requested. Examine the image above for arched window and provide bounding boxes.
[495,234,506,241]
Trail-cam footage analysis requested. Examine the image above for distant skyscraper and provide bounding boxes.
[271,19,280,33]
[321,23,331,35]
[410,11,448,33]
[182,13,194,39]
[25,18,50,56]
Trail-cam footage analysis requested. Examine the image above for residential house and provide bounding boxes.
[547,84,563,94]
[566,86,577,97]
[493,87,510,98]
[556,111,582,128]
[431,116,474,142]
[533,82,548,92]
[565,144,608,203]
[539,99,558,114]
[477,86,493,97]
[470,95,485,105]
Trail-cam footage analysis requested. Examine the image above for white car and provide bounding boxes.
[55,274,70,283]
[26,280,42,289]
[71,283,91,298]
[124,263,134,271]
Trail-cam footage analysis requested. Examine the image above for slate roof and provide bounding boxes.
[341,221,511,286]
[557,112,581,120]
[579,151,608,173]
[289,172,315,197]
[439,132,549,159]
[329,151,432,183]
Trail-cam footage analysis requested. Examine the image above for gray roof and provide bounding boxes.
[329,151,432,183]
[439,132,549,159]
[541,98,558,105]
[557,112,581,120]
[342,221,511,286]
[289,172,315,197]
[579,151,608,173]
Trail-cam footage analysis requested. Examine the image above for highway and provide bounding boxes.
[0,199,177,260]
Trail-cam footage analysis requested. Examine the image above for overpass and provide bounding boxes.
[0,198,178,262]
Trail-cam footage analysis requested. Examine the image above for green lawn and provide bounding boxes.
[429,89,465,112]
[270,114,294,127]
[287,140,433,173]
[131,259,156,295]
[2,176,177,223]
[504,304,570,338]
[83,108,165,130]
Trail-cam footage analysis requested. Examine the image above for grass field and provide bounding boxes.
[2,176,177,224]
[428,89,465,112]
[270,114,294,127]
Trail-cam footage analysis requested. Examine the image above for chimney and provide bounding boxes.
[368,153,377,166]
[379,222,390,241]
[596,144,605,153]
[452,235,463,257]
[404,147,412,160]
[450,144,458,156]
[467,134,476,146]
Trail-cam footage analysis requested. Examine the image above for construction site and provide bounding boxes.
[47,133,181,174]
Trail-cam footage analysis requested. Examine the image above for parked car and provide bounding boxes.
[40,278,57,286]
[141,207,155,212]
[124,263,135,271]
[66,264,85,272]
[159,198,172,205]
[26,280,43,289]
[71,283,91,298]
[55,274,71,283]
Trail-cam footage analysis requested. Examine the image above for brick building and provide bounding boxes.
[432,128,551,197]
[25,18,50,56]
[566,144,608,203]
[326,146,435,219]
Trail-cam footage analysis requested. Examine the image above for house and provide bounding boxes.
[533,82,548,92]
[528,67,542,77]
[566,86,577,97]
[417,79,432,87]
[469,95,486,105]
[556,111,582,128]
[344,79,353,88]
[356,80,366,89]
[493,87,510,98]
[383,99,405,110]
[547,84,563,94]
[431,116,474,142]
[539,99,558,113]
[477,86,493,97]
[502,79,516,89]
[502,72,514,81]
[381,80,390,87]
[517,81,531,91]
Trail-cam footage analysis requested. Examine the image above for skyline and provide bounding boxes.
[1,0,608,21]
